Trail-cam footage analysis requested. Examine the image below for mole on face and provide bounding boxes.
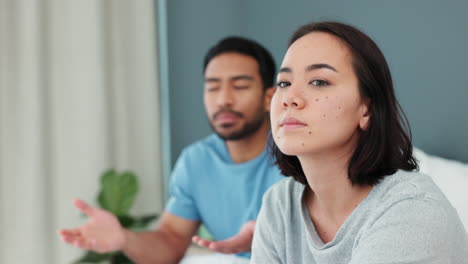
[308,131,312,135]
[301,142,305,146]
[315,98,320,102]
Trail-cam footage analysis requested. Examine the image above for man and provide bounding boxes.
[58,36,283,263]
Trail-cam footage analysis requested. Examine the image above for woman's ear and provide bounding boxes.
[359,99,371,131]
[264,87,276,112]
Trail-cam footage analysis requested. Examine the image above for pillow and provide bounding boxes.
[413,147,468,231]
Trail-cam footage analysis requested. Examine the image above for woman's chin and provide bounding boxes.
[277,145,307,156]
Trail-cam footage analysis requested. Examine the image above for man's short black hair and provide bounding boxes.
[203,36,276,90]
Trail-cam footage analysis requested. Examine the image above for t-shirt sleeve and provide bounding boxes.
[165,150,200,220]
[349,198,462,264]
[251,189,283,264]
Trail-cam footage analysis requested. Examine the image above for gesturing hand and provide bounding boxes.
[191,220,256,254]
[57,199,126,253]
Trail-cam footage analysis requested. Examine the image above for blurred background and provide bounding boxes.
[1,0,467,263]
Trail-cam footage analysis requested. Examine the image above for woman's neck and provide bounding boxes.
[299,147,372,242]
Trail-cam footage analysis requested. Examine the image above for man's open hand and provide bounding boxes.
[191,220,255,254]
[57,199,126,253]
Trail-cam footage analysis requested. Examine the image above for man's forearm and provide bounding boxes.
[121,229,191,264]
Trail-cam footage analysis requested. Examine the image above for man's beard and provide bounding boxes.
[210,107,267,141]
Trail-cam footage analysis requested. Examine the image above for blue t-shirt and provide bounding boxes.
[166,134,284,258]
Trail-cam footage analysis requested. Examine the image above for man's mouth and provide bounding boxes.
[213,110,243,125]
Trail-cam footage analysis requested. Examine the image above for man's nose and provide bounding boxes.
[216,86,234,107]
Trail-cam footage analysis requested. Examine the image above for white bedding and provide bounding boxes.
[414,148,468,231]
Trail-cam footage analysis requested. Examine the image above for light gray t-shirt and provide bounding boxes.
[251,170,468,264]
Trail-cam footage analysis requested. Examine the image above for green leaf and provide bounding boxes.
[97,169,117,210]
[117,214,158,231]
[197,225,215,241]
[118,215,135,228]
[110,252,134,264]
[98,169,138,216]
[73,251,112,263]
[130,214,159,230]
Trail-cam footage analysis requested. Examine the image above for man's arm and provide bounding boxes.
[58,199,200,264]
[123,212,200,264]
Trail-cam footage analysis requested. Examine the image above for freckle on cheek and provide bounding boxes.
[308,131,312,135]
[325,96,328,99]
[301,142,304,146]
[315,98,319,102]
[323,114,326,118]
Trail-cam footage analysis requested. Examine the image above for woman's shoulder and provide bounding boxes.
[258,177,307,233]
[376,170,450,204]
[352,171,468,263]
[368,170,463,228]
[261,177,305,210]
[265,177,304,197]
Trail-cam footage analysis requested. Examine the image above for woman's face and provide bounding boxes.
[271,32,370,157]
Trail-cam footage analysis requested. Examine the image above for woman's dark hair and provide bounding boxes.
[203,36,276,90]
[273,21,418,186]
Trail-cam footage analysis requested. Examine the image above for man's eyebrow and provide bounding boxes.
[205,77,221,82]
[230,75,254,81]
[306,63,338,72]
[205,75,254,82]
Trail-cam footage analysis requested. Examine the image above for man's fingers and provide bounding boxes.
[74,237,92,250]
[73,198,95,216]
[192,236,212,248]
[58,229,80,237]
[192,237,240,253]
[58,229,82,244]
[192,235,244,254]
[208,242,237,254]
[213,236,243,248]
[191,222,255,254]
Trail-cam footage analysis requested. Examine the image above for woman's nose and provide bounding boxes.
[282,89,305,109]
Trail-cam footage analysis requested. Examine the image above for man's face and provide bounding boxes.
[204,52,270,141]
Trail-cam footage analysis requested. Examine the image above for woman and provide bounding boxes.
[251,21,468,263]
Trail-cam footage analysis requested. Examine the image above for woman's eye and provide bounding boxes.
[276,81,290,88]
[311,79,329,86]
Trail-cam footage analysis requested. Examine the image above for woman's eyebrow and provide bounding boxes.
[278,63,338,74]
[306,63,338,72]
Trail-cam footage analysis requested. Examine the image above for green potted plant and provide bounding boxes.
[74,169,159,264]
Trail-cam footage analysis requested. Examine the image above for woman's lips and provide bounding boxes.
[280,117,307,130]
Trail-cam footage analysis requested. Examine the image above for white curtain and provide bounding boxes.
[0,0,164,263]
